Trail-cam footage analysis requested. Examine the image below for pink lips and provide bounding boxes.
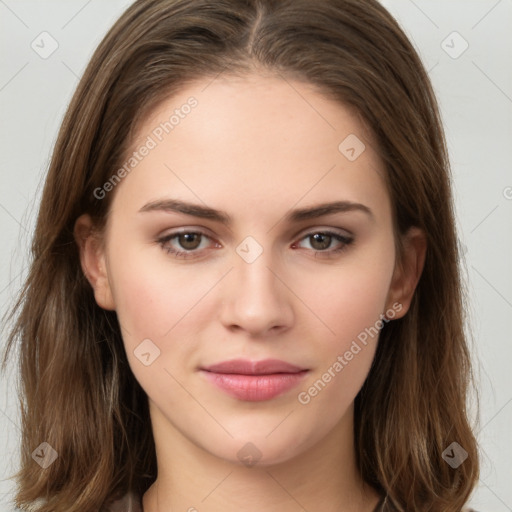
[200,358,309,401]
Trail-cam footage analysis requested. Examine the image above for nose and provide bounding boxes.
[218,246,294,337]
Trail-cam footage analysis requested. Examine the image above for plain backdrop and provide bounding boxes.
[0,1,511,510]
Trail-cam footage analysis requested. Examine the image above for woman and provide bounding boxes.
[2,0,481,510]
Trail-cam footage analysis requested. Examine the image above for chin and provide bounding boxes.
[202,428,315,469]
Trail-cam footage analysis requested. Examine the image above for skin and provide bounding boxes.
[75,72,426,512]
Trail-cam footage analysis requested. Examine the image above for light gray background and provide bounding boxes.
[0,1,511,510]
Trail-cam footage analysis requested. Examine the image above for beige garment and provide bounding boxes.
[106,490,143,512]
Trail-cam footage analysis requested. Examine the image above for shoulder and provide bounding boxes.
[105,490,143,512]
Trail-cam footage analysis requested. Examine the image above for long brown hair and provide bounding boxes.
[2,0,480,510]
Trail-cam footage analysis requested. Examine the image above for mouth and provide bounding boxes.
[200,358,310,401]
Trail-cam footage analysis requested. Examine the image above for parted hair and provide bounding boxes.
[2,0,480,510]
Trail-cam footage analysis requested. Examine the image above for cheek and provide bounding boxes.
[107,240,213,335]
[294,275,389,417]
[293,247,394,402]
[106,247,208,401]
[301,255,394,349]
[106,242,227,382]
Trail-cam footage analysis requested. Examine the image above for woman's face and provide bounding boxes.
[79,72,422,466]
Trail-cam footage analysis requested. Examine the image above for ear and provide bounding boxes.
[385,227,427,319]
[74,213,116,311]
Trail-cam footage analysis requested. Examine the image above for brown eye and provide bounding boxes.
[309,233,333,251]
[294,230,354,256]
[157,230,215,259]
[177,232,202,250]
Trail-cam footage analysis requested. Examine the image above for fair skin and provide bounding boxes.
[75,72,426,512]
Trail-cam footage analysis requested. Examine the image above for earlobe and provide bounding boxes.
[385,227,427,319]
[74,214,116,311]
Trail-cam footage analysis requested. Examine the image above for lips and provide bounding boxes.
[202,358,306,375]
[200,358,309,401]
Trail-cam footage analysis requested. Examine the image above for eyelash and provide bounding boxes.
[157,229,354,260]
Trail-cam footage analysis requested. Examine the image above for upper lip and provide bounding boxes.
[201,358,306,375]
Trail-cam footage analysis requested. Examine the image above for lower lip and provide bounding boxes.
[200,370,309,401]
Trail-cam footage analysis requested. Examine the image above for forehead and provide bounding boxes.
[111,72,390,224]
[137,72,373,157]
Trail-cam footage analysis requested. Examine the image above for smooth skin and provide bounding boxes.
[75,72,426,512]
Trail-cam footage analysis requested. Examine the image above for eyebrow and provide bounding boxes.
[138,198,374,224]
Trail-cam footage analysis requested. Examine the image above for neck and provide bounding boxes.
[142,401,382,512]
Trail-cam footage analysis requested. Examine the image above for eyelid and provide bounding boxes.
[295,225,353,239]
[158,226,215,238]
